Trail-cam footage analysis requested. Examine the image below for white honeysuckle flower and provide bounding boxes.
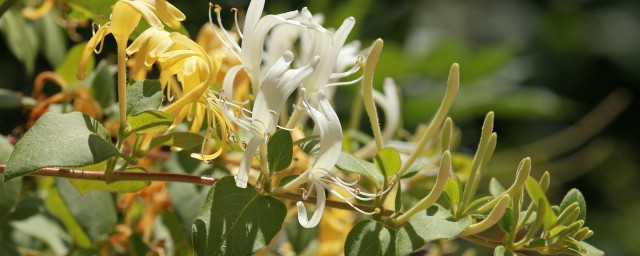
[295,90,388,228]
[297,8,357,99]
[355,77,402,158]
[222,51,320,188]
[209,0,303,94]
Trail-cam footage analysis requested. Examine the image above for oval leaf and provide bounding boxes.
[336,152,384,186]
[267,130,293,173]
[525,177,557,230]
[126,80,163,116]
[560,188,587,221]
[4,112,119,181]
[192,177,287,256]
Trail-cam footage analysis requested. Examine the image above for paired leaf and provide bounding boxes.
[374,147,401,178]
[128,110,174,133]
[336,152,384,186]
[192,177,287,256]
[126,80,163,116]
[4,112,119,181]
[345,206,471,256]
[267,130,293,173]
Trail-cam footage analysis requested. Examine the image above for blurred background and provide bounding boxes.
[1,0,638,254]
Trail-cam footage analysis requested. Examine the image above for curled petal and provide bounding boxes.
[296,181,326,228]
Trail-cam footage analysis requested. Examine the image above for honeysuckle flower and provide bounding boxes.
[224,52,320,188]
[77,0,185,80]
[209,0,302,94]
[21,0,54,19]
[294,91,386,228]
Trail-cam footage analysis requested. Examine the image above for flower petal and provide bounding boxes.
[236,135,262,188]
[296,181,326,228]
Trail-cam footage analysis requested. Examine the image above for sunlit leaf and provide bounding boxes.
[525,177,556,230]
[69,167,149,194]
[374,147,401,178]
[128,110,174,133]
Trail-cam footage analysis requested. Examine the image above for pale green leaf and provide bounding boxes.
[490,178,506,197]
[494,246,516,256]
[4,112,119,181]
[126,80,163,116]
[336,152,384,186]
[192,177,287,256]
[267,130,293,173]
[56,43,93,85]
[374,147,401,178]
[580,241,604,256]
[45,186,92,248]
[128,110,174,133]
[10,215,70,255]
[525,177,556,230]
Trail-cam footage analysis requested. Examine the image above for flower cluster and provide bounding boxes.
[212,0,394,227]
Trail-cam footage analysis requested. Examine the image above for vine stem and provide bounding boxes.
[0,164,392,216]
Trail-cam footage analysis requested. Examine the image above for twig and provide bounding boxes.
[0,164,393,216]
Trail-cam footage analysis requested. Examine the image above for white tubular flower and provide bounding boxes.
[297,8,357,98]
[225,52,320,188]
[295,91,389,228]
[209,0,302,94]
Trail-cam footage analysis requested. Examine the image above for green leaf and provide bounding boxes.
[66,0,116,23]
[56,178,117,242]
[0,136,21,221]
[56,43,93,85]
[267,130,293,173]
[444,176,461,207]
[374,147,401,178]
[4,112,120,181]
[345,206,471,256]
[70,168,149,194]
[490,178,506,197]
[285,216,318,254]
[10,215,70,255]
[336,152,384,186]
[560,188,587,221]
[580,241,604,256]
[192,177,287,256]
[494,246,516,256]
[35,12,66,67]
[85,60,116,109]
[394,182,403,213]
[0,9,39,74]
[150,132,204,149]
[128,110,174,133]
[525,177,557,230]
[45,186,92,248]
[126,80,163,116]
[400,162,422,178]
[498,207,514,233]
